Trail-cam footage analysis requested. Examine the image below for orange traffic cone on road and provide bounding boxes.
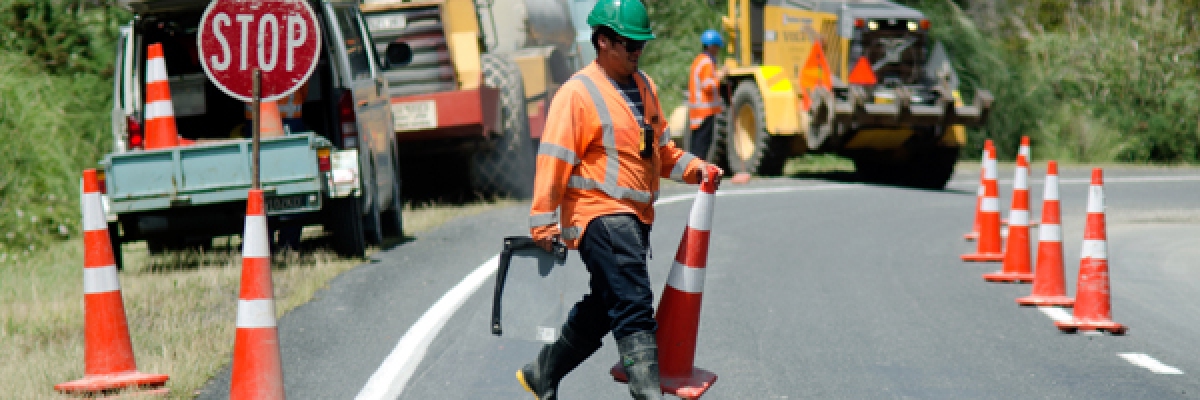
[255,100,286,139]
[1018,135,1031,164]
[962,145,1004,262]
[984,155,1034,282]
[55,169,169,395]
[611,165,722,399]
[230,189,285,399]
[1056,169,1127,335]
[964,140,994,241]
[143,43,192,150]
[1017,161,1074,307]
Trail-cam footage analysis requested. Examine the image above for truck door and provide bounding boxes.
[325,4,399,219]
[112,23,138,154]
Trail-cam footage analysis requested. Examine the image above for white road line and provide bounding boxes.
[1118,353,1184,374]
[355,255,500,400]
[1037,306,1074,323]
[954,175,1200,186]
[358,182,867,398]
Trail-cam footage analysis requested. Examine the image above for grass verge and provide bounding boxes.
[0,200,514,399]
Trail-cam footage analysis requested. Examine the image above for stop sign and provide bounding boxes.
[198,0,321,102]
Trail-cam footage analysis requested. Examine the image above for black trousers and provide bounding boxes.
[690,115,716,161]
[568,214,655,346]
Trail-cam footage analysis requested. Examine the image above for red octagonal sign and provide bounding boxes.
[198,0,321,102]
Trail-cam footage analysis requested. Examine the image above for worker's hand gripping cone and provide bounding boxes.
[143,43,191,150]
[610,165,722,399]
[230,189,285,399]
[984,155,1034,282]
[964,140,994,241]
[1017,161,1074,307]
[1055,169,1127,335]
[55,170,169,395]
[962,145,1004,262]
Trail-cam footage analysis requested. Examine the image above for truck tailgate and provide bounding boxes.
[103,134,331,214]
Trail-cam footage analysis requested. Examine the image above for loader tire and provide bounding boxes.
[471,54,535,199]
[726,83,786,176]
[905,146,959,190]
[326,197,366,258]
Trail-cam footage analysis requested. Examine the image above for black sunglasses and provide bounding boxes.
[609,35,646,53]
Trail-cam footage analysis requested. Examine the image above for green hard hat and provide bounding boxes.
[586,0,656,41]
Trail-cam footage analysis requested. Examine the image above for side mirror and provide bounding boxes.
[383,41,413,69]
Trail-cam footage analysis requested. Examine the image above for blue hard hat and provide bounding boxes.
[701,29,724,47]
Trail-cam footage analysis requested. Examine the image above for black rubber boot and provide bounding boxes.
[516,325,600,399]
[617,331,664,400]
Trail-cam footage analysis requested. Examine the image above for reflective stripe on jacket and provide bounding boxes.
[530,62,705,249]
[688,53,721,130]
[244,82,308,120]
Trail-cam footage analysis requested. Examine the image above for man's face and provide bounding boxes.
[599,33,645,76]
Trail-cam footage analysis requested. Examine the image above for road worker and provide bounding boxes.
[687,29,728,161]
[518,1,722,399]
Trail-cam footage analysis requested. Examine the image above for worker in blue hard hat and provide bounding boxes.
[688,29,729,161]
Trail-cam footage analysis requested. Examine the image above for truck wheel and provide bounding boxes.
[906,146,959,190]
[471,54,535,199]
[327,197,366,258]
[108,222,124,271]
[381,157,405,240]
[726,83,786,176]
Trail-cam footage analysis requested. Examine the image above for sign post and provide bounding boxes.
[197,0,322,189]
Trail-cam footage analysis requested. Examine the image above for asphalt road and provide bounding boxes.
[200,165,1200,399]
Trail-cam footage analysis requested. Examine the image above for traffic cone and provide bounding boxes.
[229,189,285,399]
[984,155,1034,282]
[55,169,169,395]
[256,100,286,139]
[962,145,1004,262]
[610,165,721,399]
[1056,169,1127,335]
[143,43,192,150]
[1017,161,1074,307]
[964,140,994,241]
[1018,135,1031,164]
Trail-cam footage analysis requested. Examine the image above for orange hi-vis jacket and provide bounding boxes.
[244,82,309,120]
[531,62,706,249]
[687,53,722,130]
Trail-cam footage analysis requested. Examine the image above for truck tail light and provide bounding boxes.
[317,148,332,172]
[127,115,143,149]
[97,170,108,194]
[338,91,358,149]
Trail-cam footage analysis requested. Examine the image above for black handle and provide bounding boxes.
[491,236,566,336]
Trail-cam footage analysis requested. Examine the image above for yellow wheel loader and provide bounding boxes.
[674,0,992,189]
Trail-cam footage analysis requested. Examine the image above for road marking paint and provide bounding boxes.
[956,175,1200,186]
[355,255,500,400]
[1037,306,1074,322]
[657,183,865,206]
[1118,353,1184,374]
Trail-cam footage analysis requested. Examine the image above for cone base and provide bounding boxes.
[963,232,979,241]
[610,365,718,400]
[961,253,1004,262]
[983,272,1035,283]
[1016,295,1074,307]
[1056,319,1127,335]
[55,371,169,394]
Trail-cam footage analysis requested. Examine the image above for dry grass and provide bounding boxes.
[0,200,515,399]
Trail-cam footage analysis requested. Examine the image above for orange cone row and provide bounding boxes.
[959,137,1126,335]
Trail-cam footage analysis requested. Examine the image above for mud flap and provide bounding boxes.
[491,236,581,343]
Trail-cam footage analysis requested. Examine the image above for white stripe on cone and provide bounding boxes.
[146,57,168,83]
[985,156,997,179]
[665,261,706,294]
[981,197,999,212]
[1038,224,1062,242]
[1044,175,1059,200]
[1014,167,1028,189]
[1087,185,1105,213]
[83,266,121,294]
[688,193,715,232]
[1008,210,1029,226]
[144,100,175,120]
[236,299,278,328]
[242,215,270,258]
[82,192,107,231]
[1081,239,1107,260]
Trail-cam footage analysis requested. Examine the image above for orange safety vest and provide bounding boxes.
[530,62,705,249]
[687,53,721,130]
[244,82,308,120]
